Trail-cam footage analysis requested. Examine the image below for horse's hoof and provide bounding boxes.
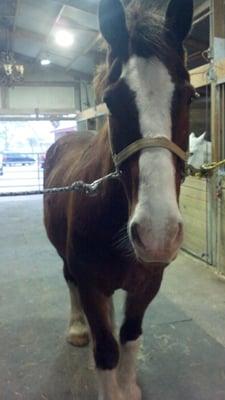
[98,390,125,400]
[66,325,89,347]
[122,384,142,400]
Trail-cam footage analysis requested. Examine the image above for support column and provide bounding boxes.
[210,0,225,161]
[209,0,225,269]
[0,86,9,109]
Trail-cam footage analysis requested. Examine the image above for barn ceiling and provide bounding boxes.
[0,0,213,80]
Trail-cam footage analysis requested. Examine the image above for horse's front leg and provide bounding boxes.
[118,271,164,400]
[79,286,123,400]
[66,281,90,346]
[63,264,89,346]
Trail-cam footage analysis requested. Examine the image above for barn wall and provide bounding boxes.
[80,81,95,111]
[8,86,75,110]
[180,176,209,262]
[216,83,225,276]
[217,183,225,276]
[0,64,95,116]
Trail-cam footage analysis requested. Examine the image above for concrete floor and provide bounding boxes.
[0,196,225,400]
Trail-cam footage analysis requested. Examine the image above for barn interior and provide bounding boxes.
[0,1,225,400]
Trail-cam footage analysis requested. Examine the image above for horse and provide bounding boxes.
[43,1,194,399]
[188,132,212,170]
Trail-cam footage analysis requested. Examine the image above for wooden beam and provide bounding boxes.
[77,103,108,121]
[210,0,225,162]
[213,0,225,39]
[194,1,210,20]
[35,4,65,62]
[13,0,20,33]
[14,27,46,44]
[208,0,225,269]
[50,0,97,14]
[190,60,225,88]
[190,64,210,88]
[76,60,225,122]
[60,16,98,33]
[14,80,79,87]
[66,33,101,71]
[0,107,77,116]
[61,6,98,31]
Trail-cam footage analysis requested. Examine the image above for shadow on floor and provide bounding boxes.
[0,197,225,399]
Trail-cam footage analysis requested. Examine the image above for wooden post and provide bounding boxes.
[0,87,9,109]
[209,0,225,269]
[210,0,225,161]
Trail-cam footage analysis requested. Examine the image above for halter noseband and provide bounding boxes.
[112,136,187,167]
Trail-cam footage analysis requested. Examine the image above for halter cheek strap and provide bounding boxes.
[112,136,187,167]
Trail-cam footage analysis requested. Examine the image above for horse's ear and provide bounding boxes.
[99,0,129,58]
[165,0,193,43]
[198,132,206,142]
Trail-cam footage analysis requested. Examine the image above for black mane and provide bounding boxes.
[94,0,187,102]
[127,1,169,58]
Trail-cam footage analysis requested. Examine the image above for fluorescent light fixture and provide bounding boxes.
[40,58,51,66]
[55,29,74,47]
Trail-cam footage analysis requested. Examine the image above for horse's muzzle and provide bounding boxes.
[129,218,183,264]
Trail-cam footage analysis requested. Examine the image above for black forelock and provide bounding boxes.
[126,1,185,62]
[126,2,168,58]
[94,1,187,102]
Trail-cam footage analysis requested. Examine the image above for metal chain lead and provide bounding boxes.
[0,170,121,198]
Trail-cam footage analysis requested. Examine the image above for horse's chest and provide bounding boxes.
[72,239,153,295]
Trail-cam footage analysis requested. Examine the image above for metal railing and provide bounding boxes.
[0,153,44,195]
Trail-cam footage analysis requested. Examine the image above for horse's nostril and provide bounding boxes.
[130,223,145,249]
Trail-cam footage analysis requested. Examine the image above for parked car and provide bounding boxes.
[0,153,3,175]
[3,153,35,166]
[38,153,46,169]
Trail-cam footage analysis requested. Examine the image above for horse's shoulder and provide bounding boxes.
[49,131,95,152]
[44,131,96,182]
[46,131,95,162]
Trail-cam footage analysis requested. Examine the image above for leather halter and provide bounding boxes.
[112,136,187,167]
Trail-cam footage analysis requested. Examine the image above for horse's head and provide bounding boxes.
[99,0,195,265]
[188,132,212,170]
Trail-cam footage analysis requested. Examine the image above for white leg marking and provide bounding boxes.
[67,282,89,347]
[118,339,142,400]
[98,370,124,400]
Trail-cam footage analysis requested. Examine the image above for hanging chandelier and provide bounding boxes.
[0,52,24,86]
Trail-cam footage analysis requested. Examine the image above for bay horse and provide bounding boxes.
[44,0,195,399]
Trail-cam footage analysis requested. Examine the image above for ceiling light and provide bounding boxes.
[55,30,74,47]
[40,58,51,66]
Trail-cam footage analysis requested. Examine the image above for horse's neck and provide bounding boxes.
[91,125,114,176]
[76,127,128,236]
[86,126,124,202]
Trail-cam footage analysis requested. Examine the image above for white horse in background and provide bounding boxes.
[188,132,212,170]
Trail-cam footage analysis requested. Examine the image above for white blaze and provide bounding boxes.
[123,56,182,254]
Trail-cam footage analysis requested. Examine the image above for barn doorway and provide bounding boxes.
[0,120,76,195]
